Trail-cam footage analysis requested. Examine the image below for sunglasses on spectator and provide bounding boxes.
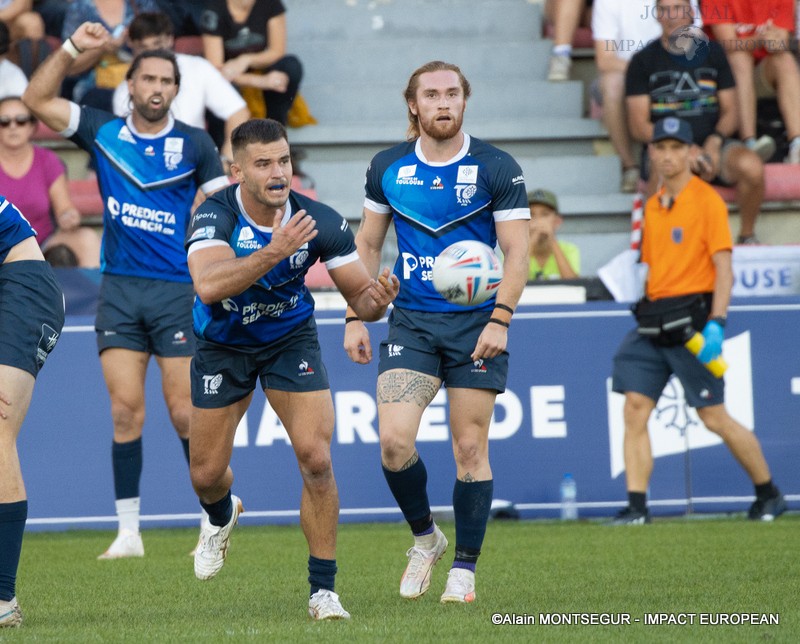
[0,115,35,127]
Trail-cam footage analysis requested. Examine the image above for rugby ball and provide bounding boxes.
[432,240,503,306]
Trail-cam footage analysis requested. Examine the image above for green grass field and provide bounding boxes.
[3,515,798,642]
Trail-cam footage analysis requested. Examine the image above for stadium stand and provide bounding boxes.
[34,0,800,275]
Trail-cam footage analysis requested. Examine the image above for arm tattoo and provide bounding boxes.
[377,370,439,406]
[460,472,476,483]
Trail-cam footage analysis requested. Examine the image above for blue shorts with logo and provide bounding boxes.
[378,307,508,392]
[95,274,195,357]
[0,261,65,377]
[191,316,330,408]
[612,328,724,408]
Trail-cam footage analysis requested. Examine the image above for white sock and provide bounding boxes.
[552,44,572,57]
[414,523,439,549]
[790,137,800,148]
[115,497,141,534]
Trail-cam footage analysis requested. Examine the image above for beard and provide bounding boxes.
[418,111,463,141]
[133,97,171,123]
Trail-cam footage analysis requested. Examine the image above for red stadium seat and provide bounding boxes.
[32,120,60,141]
[304,259,335,289]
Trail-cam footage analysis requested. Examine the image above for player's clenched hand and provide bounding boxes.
[71,22,112,52]
[268,208,317,259]
[470,321,507,362]
[344,320,373,364]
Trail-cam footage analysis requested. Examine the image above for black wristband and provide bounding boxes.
[488,317,510,328]
[494,303,514,315]
[345,316,361,324]
[710,316,726,327]
[68,36,84,54]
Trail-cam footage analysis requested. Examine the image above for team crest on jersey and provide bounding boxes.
[672,227,683,243]
[456,165,479,184]
[431,176,444,190]
[144,145,155,156]
[290,250,309,270]
[455,183,478,205]
[164,151,183,171]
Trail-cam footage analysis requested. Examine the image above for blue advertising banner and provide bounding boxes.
[20,299,800,530]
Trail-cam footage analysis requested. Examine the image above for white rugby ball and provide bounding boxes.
[432,240,503,306]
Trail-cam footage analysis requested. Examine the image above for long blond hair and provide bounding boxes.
[403,61,471,141]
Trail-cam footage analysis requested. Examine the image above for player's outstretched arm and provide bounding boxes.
[23,22,111,132]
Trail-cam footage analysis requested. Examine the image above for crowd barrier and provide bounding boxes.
[21,289,799,530]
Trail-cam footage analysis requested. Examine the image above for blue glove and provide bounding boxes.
[697,320,724,363]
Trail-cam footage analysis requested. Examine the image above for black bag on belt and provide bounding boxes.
[632,293,711,347]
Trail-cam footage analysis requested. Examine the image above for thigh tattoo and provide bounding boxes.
[377,370,439,406]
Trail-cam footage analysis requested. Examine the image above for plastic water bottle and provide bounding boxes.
[560,473,578,520]
[683,330,728,377]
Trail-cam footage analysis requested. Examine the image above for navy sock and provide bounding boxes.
[453,479,493,571]
[180,437,190,466]
[0,501,28,601]
[628,492,647,513]
[382,457,432,534]
[112,438,142,500]
[200,490,232,527]
[308,556,337,596]
[755,480,778,500]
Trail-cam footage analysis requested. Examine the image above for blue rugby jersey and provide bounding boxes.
[63,103,228,283]
[185,185,359,347]
[0,196,37,263]
[364,134,529,312]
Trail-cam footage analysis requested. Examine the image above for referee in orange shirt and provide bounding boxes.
[610,116,785,524]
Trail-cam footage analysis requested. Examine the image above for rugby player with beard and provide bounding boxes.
[343,61,530,604]
[23,21,229,560]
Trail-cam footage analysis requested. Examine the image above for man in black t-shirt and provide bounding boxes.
[625,0,765,244]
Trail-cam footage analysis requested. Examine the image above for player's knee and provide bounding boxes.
[297,449,333,483]
[379,432,414,468]
[734,152,764,184]
[110,401,144,437]
[190,462,224,495]
[166,405,192,437]
[453,437,485,470]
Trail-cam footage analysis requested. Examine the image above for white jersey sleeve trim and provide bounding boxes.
[364,198,391,214]
[60,102,82,138]
[494,207,531,222]
[186,238,229,256]
[325,249,360,271]
[201,176,231,195]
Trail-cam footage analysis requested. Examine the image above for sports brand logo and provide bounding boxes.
[430,176,444,190]
[471,359,487,373]
[36,324,60,366]
[298,360,315,377]
[202,374,223,395]
[172,330,188,345]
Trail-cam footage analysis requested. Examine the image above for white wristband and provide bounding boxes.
[62,38,82,60]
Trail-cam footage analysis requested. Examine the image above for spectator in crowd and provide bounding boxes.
[0,0,49,76]
[112,12,249,168]
[0,96,100,267]
[0,195,64,629]
[0,21,27,98]
[61,0,159,111]
[185,118,398,620]
[527,188,580,280]
[611,116,785,524]
[546,0,593,82]
[592,0,670,192]
[343,61,530,605]
[24,21,229,559]
[200,0,302,126]
[626,0,765,244]
[701,0,800,163]
[33,0,71,39]
[153,0,202,37]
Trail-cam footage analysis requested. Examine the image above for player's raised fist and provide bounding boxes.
[71,22,111,52]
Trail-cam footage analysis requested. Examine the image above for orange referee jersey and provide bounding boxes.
[642,176,732,300]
